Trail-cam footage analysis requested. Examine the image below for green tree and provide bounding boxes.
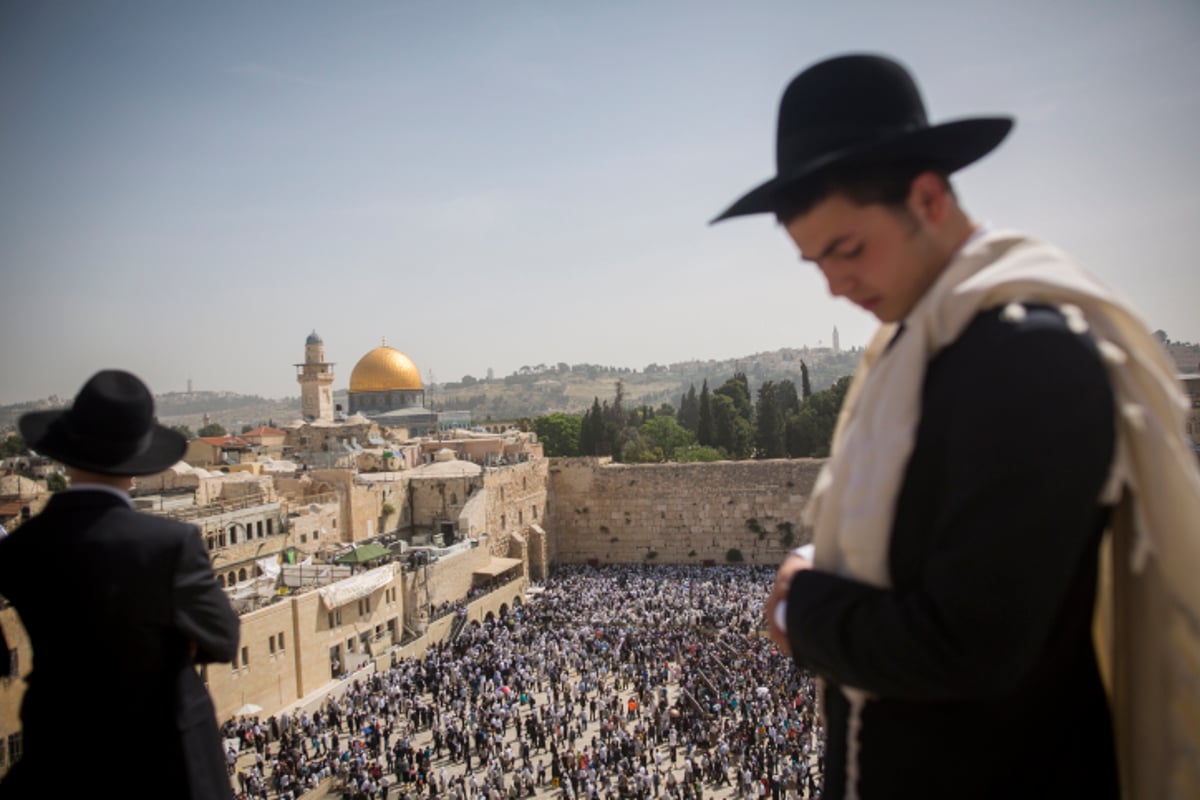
[45,472,68,492]
[712,394,754,459]
[678,384,700,433]
[697,380,714,447]
[579,398,606,456]
[604,380,627,460]
[786,376,852,457]
[619,431,660,464]
[755,381,788,459]
[197,422,226,438]
[533,413,583,457]
[715,372,753,423]
[777,379,801,416]
[639,415,695,461]
[786,405,822,457]
[800,360,812,400]
[0,434,27,458]
[675,444,723,462]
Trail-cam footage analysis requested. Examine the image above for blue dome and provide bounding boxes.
[306,330,323,345]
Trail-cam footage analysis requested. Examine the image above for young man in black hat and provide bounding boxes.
[0,369,240,800]
[714,54,1200,798]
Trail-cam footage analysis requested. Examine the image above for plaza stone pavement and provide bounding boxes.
[225,568,825,800]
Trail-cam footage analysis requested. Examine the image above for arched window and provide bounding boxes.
[217,575,226,588]
[227,571,236,586]
[238,568,248,582]
[229,525,238,545]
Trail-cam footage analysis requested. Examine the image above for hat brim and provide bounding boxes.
[20,410,187,477]
[710,116,1014,224]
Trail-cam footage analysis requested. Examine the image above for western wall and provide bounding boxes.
[544,457,824,565]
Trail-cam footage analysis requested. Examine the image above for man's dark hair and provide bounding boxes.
[773,163,955,224]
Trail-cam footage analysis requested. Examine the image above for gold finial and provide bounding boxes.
[381,336,387,347]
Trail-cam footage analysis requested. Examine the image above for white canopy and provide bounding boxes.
[317,563,397,609]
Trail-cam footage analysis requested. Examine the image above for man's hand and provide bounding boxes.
[764,552,813,656]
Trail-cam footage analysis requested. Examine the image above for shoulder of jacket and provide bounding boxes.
[957,303,1102,353]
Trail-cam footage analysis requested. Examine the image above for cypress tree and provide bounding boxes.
[755,381,787,459]
[679,384,700,433]
[697,380,714,447]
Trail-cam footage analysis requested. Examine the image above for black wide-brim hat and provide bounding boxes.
[19,369,186,476]
[711,53,1014,223]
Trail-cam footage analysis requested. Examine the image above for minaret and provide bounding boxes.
[832,325,841,354]
[295,330,335,421]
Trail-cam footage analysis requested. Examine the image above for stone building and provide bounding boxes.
[185,435,252,468]
[240,426,287,457]
[295,330,335,422]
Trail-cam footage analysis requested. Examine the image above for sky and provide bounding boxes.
[2,0,1198,405]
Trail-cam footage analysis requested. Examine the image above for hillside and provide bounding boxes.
[431,347,862,421]
[1167,341,1200,374]
[0,347,862,434]
[0,391,302,437]
[6,339,1196,435]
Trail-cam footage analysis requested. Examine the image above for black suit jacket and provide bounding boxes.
[786,306,1119,799]
[0,489,239,799]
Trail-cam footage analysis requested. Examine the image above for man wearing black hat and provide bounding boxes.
[716,55,1200,798]
[0,370,239,799]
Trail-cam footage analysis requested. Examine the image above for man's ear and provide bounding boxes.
[908,171,950,225]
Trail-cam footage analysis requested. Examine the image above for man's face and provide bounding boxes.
[783,192,947,323]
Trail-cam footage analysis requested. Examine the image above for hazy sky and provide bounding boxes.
[2,0,1197,405]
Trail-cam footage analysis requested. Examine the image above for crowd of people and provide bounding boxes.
[221,564,825,800]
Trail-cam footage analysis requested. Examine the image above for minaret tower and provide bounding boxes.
[295,330,335,421]
[832,325,841,354]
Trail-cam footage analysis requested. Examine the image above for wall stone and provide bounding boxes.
[545,458,823,565]
[482,460,549,557]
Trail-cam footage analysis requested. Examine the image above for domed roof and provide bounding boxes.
[306,329,323,345]
[349,340,423,393]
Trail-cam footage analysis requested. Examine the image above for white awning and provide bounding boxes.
[473,557,523,577]
[318,563,397,609]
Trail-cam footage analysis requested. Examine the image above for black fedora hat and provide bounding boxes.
[19,370,186,476]
[711,53,1013,223]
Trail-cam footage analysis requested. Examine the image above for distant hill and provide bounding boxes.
[151,391,302,434]
[1167,341,1200,374]
[0,347,862,434]
[0,391,302,437]
[7,339,1196,435]
[430,347,863,422]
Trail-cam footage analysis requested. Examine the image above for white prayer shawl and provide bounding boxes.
[803,229,1200,800]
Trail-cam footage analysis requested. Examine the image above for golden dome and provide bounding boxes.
[349,341,423,393]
